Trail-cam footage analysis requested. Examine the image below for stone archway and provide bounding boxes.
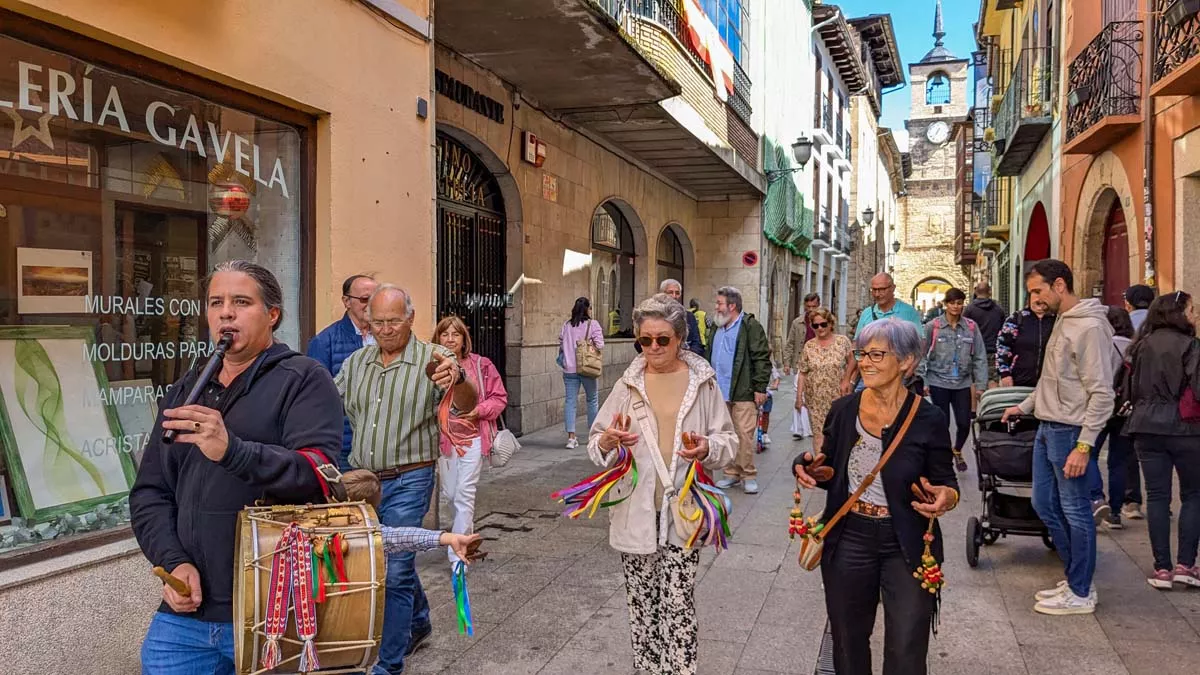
[1073,150,1137,298]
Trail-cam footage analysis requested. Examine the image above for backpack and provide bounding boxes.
[1113,343,1133,418]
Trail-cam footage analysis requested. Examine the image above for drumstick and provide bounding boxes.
[152,566,192,597]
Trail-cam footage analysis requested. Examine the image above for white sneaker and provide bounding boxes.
[762,433,772,445]
[1034,580,1096,601]
[1034,590,1096,615]
[1122,503,1144,520]
[565,437,578,449]
[716,477,741,489]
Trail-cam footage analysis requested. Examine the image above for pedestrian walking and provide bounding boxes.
[851,273,926,393]
[785,293,822,439]
[793,318,959,675]
[1123,291,1200,589]
[688,298,711,349]
[434,316,508,569]
[1120,284,1156,518]
[587,294,737,675]
[336,285,478,672]
[1002,260,1113,616]
[1087,306,1136,529]
[794,307,854,455]
[708,286,772,495]
[307,273,379,470]
[963,282,1007,386]
[559,297,605,449]
[917,288,988,473]
[132,261,344,673]
[995,302,1056,388]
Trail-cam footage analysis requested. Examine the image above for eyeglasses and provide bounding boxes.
[811,321,830,329]
[637,336,672,347]
[369,318,409,329]
[852,349,892,363]
[345,294,371,304]
[870,286,894,293]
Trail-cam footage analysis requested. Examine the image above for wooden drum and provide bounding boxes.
[233,502,385,675]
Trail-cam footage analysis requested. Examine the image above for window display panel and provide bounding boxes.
[0,34,304,556]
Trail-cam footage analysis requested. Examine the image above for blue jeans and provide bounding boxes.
[563,372,599,434]
[1087,424,1133,513]
[140,612,234,675]
[1031,422,1099,599]
[374,466,435,675]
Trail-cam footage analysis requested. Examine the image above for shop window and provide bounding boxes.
[656,226,686,289]
[927,72,951,105]
[591,202,635,338]
[0,33,304,557]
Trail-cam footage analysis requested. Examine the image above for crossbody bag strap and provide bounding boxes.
[817,393,921,541]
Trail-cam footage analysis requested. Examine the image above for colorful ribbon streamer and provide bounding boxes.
[550,445,638,518]
[452,561,474,636]
[677,460,732,550]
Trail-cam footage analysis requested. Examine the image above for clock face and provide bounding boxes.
[926,121,950,145]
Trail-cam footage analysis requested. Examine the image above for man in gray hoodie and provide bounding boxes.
[1002,259,1114,617]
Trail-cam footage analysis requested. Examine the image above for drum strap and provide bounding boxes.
[297,448,349,502]
[261,523,322,672]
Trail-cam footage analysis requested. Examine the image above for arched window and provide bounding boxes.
[591,202,636,338]
[656,226,686,288]
[926,72,951,105]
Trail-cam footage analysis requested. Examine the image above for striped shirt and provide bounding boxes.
[382,526,443,554]
[335,339,451,471]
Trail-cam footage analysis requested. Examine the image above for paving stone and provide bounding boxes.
[710,541,789,574]
[1017,644,1128,675]
[735,619,818,674]
[699,639,745,675]
[1111,637,1200,675]
[538,646,636,674]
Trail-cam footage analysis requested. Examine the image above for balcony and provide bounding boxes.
[1065,21,1144,155]
[1151,0,1200,96]
[438,0,763,197]
[972,106,994,154]
[812,208,832,249]
[981,178,1012,241]
[993,47,1055,176]
[955,196,981,267]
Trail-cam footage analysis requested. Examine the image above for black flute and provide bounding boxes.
[162,332,234,443]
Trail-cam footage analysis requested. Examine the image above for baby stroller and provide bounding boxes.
[965,386,1055,567]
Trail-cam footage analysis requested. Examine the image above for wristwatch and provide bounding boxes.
[1073,441,1092,455]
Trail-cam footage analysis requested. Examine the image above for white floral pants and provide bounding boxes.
[621,544,701,675]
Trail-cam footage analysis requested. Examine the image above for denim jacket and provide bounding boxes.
[916,316,988,390]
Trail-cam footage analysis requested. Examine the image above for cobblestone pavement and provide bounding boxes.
[409,382,1200,674]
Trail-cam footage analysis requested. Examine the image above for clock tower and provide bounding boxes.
[895,0,970,303]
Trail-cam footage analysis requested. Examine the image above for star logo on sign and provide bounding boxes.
[3,91,55,151]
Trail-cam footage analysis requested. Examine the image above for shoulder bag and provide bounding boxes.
[470,358,520,467]
[575,319,604,379]
[628,388,703,544]
[798,393,921,571]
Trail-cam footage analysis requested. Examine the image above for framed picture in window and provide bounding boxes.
[0,326,135,522]
[15,248,94,315]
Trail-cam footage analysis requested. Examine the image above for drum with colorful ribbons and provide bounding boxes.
[233,502,384,675]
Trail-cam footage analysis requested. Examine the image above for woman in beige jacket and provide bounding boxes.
[587,294,737,675]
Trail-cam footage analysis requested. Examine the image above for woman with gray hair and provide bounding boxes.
[792,318,960,675]
[587,293,737,675]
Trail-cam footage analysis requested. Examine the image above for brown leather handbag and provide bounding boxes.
[798,394,921,571]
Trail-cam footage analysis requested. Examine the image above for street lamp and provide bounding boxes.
[765,135,816,182]
[892,240,901,254]
[862,207,875,225]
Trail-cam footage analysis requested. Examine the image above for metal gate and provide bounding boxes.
[436,133,507,376]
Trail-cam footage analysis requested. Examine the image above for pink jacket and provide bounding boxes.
[439,353,509,456]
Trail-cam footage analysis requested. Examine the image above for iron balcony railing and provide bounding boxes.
[982,178,1012,237]
[599,0,753,124]
[1066,21,1143,142]
[1152,0,1200,85]
[815,206,831,243]
[821,96,834,138]
[972,106,994,153]
[994,47,1056,145]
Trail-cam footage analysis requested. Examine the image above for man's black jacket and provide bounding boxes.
[130,343,342,623]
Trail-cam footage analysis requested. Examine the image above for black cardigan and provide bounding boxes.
[793,392,959,566]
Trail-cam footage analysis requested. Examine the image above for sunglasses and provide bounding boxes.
[637,336,672,347]
[811,321,830,329]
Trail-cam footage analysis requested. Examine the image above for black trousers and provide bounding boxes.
[929,386,971,451]
[1135,434,1200,570]
[822,514,934,675]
